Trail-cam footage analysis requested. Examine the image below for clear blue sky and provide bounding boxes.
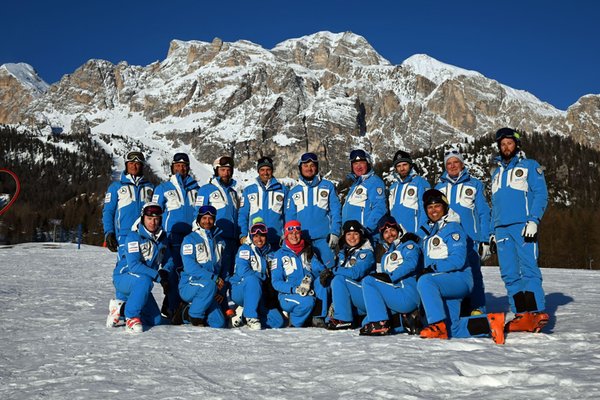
[2,0,598,110]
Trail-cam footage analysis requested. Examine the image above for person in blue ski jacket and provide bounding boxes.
[417,189,505,344]
[230,220,285,330]
[238,156,288,249]
[359,215,422,336]
[435,148,491,315]
[102,151,154,257]
[341,149,387,243]
[388,150,430,235]
[107,202,174,333]
[286,152,342,269]
[196,156,242,275]
[271,220,327,327]
[490,127,549,334]
[152,152,200,318]
[175,205,228,328]
[322,220,375,330]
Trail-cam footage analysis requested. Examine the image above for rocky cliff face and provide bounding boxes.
[1,31,599,180]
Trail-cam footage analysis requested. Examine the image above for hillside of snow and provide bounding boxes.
[0,243,598,399]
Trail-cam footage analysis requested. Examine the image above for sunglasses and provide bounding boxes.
[126,152,145,163]
[300,152,318,164]
[142,205,163,217]
[286,225,302,232]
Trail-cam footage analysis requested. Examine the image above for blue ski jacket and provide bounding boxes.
[230,242,273,284]
[378,236,421,283]
[180,222,227,284]
[113,220,173,281]
[422,213,469,274]
[388,170,430,234]
[152,174,200,243]
[102,172,154,239]
[286,175,342,241]
[491,152,548,229]
[271,243,325,294]
[436,169,491,243]
[196,177,241,241]
[342,170,387,235]
[238,177,288,245]
[333,240,375,281]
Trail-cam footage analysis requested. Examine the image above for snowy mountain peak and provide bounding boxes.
[401,54,482,85]
[272,30,390,67]
[0,62,49,94]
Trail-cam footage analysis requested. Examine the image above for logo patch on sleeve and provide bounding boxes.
[152,194,159,203]
[104,193,112,203]
[452,233,460,241]
[195,196,204,206]
[128,241,140,253]
[407,244,414,250]
[182,244,193,255]
[239,250,250,260]
[359,253,366,259]
[377,187,383,195]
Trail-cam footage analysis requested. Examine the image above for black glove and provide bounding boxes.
[370,272,392,283]
[105,232,118,253]
[319,268,334,286]
[400,232,420,244]
[417,265,435,280]
[489,235,497,254]
[158,269,170,293]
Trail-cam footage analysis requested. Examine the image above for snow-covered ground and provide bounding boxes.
[1,243,598,399]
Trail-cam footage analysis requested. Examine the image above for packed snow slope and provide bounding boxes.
[1,243,599,399]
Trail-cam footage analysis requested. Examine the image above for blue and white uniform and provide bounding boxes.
[152,173,200,313]
[361,236,421,327]
[389,170,430,234]
[342,171,387,239]
[112,220,173,326]
[178,222,228,328]
[286,175,342,268]
[103,172,154,256]
[330,241,375,322]
[436,168,490,312]
[230,243,285,328]
[418,212,500,338]
[491,151,548,313]
[270,244,326,327]
[239,177,288,247]
[196,177,242,274]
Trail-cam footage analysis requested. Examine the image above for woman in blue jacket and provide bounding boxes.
[230,220,285,329]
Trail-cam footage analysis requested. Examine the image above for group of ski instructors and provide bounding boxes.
[103,127,549,345]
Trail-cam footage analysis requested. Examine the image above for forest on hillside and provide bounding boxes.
[1,125,599,268]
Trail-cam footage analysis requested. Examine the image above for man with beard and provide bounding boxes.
[490,128,549,334]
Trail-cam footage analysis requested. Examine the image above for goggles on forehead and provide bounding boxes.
[286,225,302,232]
[300,152,318,164]
[444,149,460,157]
[197,205,217,218]
[126,151,145,164]
[142,205,163,217]
[349,149,368,162]
[378,221,399,233]
[250,224,268,235]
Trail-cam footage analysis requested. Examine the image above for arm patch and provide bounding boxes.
[182,244,193,255]
[104,193,112,203]
[128,241,140,253]
[239,250,250,260]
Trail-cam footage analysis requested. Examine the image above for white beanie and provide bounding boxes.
[444,148,465,165]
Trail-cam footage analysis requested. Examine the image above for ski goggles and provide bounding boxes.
[197,205,217,218]
[250,223,268,235]
[444,149,461,157]
[142,204,163,217]
[215,156,234,168]
[286,225,302,232]
[349,149,369,162]
[125,151,145,164]
[378,220,399,233]
[172,153,190,164]
[299,152,318,164]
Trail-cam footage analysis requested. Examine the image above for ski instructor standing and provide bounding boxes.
[490,128,549,333]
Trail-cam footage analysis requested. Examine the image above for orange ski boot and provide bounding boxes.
[420,320,448,339]
[487,313,506,345]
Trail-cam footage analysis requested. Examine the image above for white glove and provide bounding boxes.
[328,234,339,250]
[489,234,497,254]
[295,275,313,296]
[521,221,538,242]
[478,242,491,263]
